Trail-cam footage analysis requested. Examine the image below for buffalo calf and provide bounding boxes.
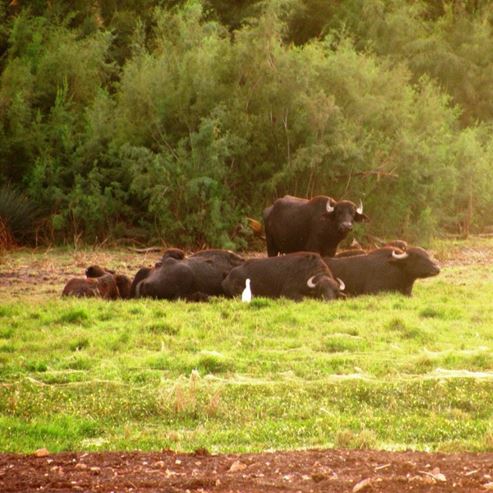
[64,265,131,299]
[62,273,119,299]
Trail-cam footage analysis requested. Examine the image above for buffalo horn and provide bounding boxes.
[337,277,345,290]
[356,200,363,215]
[392,250,409,260]
[307,275,317,288]
[326,199,335,213]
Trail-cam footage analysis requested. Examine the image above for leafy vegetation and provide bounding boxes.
[2,1,493,246]
[1,243,493,453]
[0,185,38,246]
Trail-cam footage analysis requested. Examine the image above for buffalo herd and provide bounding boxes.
[62,194,440,302]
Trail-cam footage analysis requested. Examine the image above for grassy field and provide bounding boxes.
[1,240,493,453]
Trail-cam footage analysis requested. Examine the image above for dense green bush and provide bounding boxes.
[0,185,38,244]
[1,0,493,246]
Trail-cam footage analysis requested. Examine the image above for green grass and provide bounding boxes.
[1,244,493,453]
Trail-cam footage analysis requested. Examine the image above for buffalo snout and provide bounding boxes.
[338,221,353,233]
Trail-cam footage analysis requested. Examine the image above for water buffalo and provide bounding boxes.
[384,240,408,251]
[85,265,132,299]
[62,278,100,298]
[134,249,244,300]
[62,273,120,299]
[334,248,366,258]
[263,195,368,257]
[85,265,115,277]
[324,246,440,296]
[130,267,153,298]
[222,252,346,301]
[156,248,186,265]
[335,239,409,258]
[189,249,245,264]
[128,249,184,297]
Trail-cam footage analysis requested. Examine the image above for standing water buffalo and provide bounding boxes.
[134,249,244,300]
[263,195,369,257]
[222,252,346,301]
[324,246,440,296]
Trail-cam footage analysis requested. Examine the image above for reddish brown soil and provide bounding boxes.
[1,449,493,492]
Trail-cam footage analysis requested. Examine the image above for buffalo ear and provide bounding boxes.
[355,212,369,223]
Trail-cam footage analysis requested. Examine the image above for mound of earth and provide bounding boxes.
[1,449,492,492]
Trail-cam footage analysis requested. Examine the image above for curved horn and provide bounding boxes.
[307,275,317,288]
[337,277,345,291]
[392,250,409,260]
[326,199,334,213]
[356,199,363,215]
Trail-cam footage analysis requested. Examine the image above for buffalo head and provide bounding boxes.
[388,247,440,279]
[154,248,186,268]
[324,199,369,234]
[85,265,116,278]
[307,274,346,300]
[162,248,186,260]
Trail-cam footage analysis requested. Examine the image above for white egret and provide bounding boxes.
[242,278,252,303]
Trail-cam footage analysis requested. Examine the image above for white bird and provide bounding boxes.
[242,278,252,303]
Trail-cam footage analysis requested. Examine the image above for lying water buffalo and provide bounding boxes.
[62,266,131,299]
[134,249,244,300]
[85,265,132,299]
[130,267,153,298]
[155,248,186,266]
[222,252,346,301]
[324,246,440,296]
[85,265,115,277]
[62,273,120,299]
[335,239,409,258]
[263,195,369,257]
[129,249,184,297]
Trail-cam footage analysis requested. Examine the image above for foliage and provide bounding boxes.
[0,185,38,245]
[1,0,493,246]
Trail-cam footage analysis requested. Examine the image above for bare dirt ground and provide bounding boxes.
[2,448,493,493]
[2,240,493,492]
[0,249,153,300]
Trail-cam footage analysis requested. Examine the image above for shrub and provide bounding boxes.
[0,185,38,245]
[1,1,493,246]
